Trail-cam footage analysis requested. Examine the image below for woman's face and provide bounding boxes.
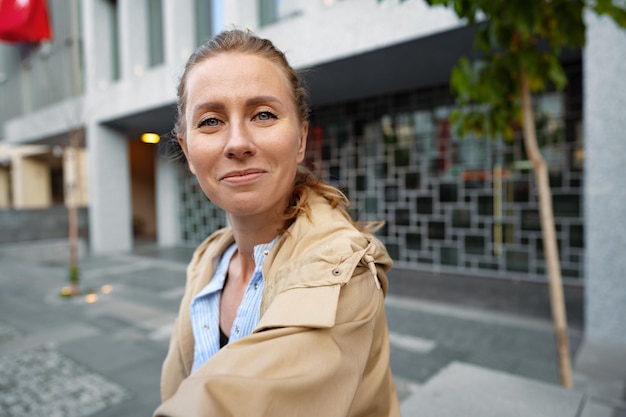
[179,52,307,222]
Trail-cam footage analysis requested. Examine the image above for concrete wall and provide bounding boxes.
[86,123,132,253]
[156,156,181,247]
[584,13,626,345]
[4,97,84,145]
[228,0,462,69]
[0,44,23,130]
[0,206,88,244]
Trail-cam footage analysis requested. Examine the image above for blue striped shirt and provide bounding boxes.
[190,237,278,374]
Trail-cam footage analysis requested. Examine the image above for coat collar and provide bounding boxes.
[260,193,392,313]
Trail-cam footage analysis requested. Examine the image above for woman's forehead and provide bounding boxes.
[189,53,288,86]
[185,53,294,105]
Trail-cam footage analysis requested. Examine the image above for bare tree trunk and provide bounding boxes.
[520,71,573,388]
[67,130,80,296]
[67,0,82,296]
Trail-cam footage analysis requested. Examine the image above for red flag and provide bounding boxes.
[0,0,53,43]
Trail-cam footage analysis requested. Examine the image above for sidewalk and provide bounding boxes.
[0,244,625,416]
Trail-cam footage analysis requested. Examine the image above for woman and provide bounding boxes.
[155,29,400,417]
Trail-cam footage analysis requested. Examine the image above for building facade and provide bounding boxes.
[1,0,625,344]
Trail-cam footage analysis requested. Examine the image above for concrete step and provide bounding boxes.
[573,337,626,406]
[401,362,584,417]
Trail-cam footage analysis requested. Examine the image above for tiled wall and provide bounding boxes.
[178,165,227,244]
[308,84,583,282]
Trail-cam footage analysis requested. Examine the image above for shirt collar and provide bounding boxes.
[195,235,280,298]
[252,235,279,268]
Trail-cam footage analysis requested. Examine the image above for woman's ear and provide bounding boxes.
[178,136,196,175]
[296,122,308,163]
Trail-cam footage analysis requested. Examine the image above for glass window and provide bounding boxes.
[259,0,279,26]
[71,0,85,95]
[441,247,458,266]
[147,0,164,67]
[258,0,301,27]
[195,0,213,46]
[106,0,121,81]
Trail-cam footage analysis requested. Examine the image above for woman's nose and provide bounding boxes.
[224,123,255,159]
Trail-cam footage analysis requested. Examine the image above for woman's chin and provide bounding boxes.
[222,202,279,220]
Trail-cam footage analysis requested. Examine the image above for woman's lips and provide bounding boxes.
[220,169,266,184]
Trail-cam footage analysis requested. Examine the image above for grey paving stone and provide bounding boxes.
[57,334,165,376]
[90,398,157,417]
[390,344,470,384]
[0,320,21,343]
[464,349,520,374]
[86,297,177,331]
[132,245,195,264]
[105,356,167,412]
[0,347,128,417]
[393,376,420,403]
[386,299,579,386]
[513,355,562,384]
[0,324,100,355]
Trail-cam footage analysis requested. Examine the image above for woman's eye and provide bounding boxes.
[256,111,277,121]
[199,118,219,127]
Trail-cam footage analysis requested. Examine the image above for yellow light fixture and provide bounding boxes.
[142,132,160,144]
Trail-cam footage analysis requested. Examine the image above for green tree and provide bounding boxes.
[425,0,626,388]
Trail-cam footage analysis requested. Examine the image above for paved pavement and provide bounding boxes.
[0,242,625,416]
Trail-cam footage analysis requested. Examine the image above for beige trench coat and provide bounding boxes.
[155,194,400,417]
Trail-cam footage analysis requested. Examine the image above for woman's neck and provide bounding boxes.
[228,214,281,260]
[226,217,280,288]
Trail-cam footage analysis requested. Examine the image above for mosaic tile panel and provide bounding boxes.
[307,82,584,283]
[178,164,227,244]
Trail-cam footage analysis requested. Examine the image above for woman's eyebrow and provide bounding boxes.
[245,95,282,107]
[192,101,226,115]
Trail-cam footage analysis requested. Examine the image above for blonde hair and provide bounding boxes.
[281,166,384,234]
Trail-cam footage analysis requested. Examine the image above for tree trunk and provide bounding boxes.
[67,0,81,296]
[67,129,81,296]
[520,71,573,388]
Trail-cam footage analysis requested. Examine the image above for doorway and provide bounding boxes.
[128,139,157,243]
